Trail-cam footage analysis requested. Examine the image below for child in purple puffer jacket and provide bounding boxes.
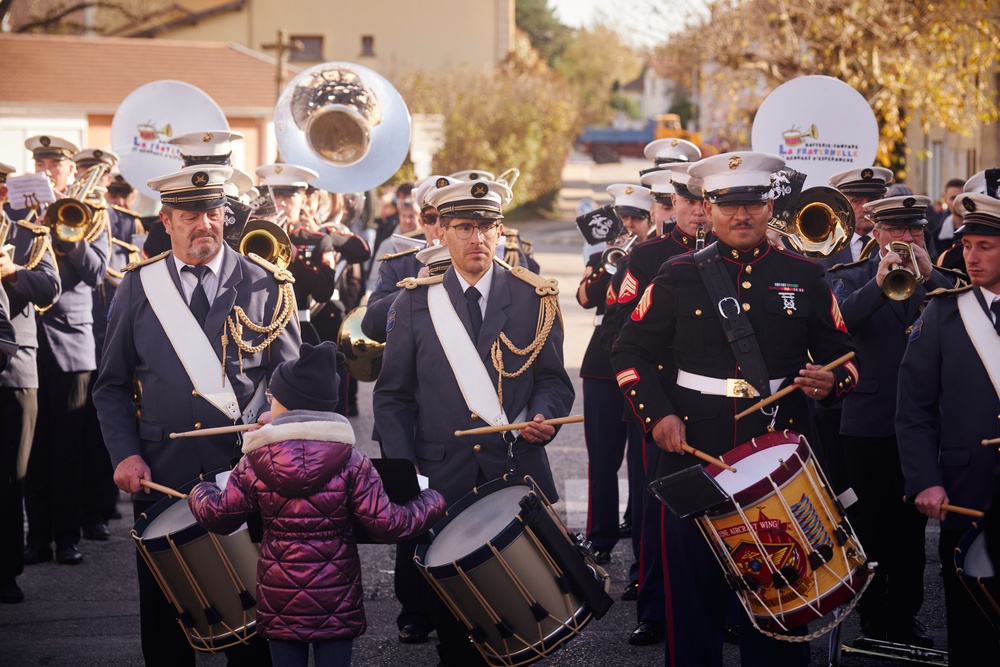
[189,341,446,667]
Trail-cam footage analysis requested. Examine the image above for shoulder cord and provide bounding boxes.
[221,277,296,377]
[489,292,559,407]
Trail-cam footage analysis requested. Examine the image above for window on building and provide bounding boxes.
[361,35,375,57]
[290,36,323,62]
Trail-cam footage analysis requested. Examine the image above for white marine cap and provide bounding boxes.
[168,130,244,166]
[863,195,932,226]
[414,175,462,210]
[656,162,704,200]
[255,163,319,194]
[953,192,1000,236]
[607,183,653,217]
[828,166,894,197]
[425,179,512,220]
[0,161,16,182]
[74,148,120,170]
[639,170,675,203]
[643,138,702,165]
[448,169,496,182]
[224,167,255,198]
[25,135,79,161]
[688,152,785,204]
[147,165,233,211]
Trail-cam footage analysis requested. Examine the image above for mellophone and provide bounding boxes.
[415,475,613,667]
[131,469,260,652]
[649,430,873,640]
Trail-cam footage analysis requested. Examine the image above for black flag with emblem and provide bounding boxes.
[575,204,623,246]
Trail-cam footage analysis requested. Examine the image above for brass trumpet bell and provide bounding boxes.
[275,62,411,194]
[601,233,637,275]
[238,218,293,270]
[883,241,917,301]
[337,306,384,382]
[45,199,91,243]
[769,186,854,258]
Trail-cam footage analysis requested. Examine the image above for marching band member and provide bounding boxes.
[936,169,998,274]
[641,138,702,235]
[94,165,300,665]
[17,135,111,568]
[0,162,61,603]
[896,191,1000,666]
[828,195,954,649]
[373,178,574,666]
[823,166,894,268]
[611,152,857,666]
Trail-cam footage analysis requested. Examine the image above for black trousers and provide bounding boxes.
[23,333,89,548]
[0,387,36,581]
[132,500,271,667]
[842,434,928,633]
[81,373,118,527]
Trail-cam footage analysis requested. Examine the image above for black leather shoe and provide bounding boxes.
[55,544,84,565]
[618,519,632,538]
[591,549,612,565]
[888,619,934,648]
[83,523,111,541]
[0,580,24,604]
[621,582,638,601]
[23,543,52,565]
[628,621,664,645]
[398,622,430,644]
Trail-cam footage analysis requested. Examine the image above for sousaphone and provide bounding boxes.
[274,62,411,194]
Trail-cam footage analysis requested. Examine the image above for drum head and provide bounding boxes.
[424,485,530,567]
[714,443,800,496]
[960,525,996,579]
[144,499,196,539]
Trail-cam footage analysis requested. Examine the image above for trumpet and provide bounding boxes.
[44,163,110,245]
[238,218,293,270]
[883,241,918,301]
[601,233,637,274]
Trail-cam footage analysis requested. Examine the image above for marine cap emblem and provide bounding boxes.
[962,196,976,213]
[903,197,916,208]
[435,177,449,188]
[861,168,874,180]
[274,165,282,174]
[625,186,634,195]
[40,136,51,147]
[202,132,213,143]
[471,182,488,198]
[728,156,742,170]
[671,139,680,147]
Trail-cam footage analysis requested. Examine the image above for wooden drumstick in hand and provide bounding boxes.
[454,414,584,437]
[139,479,187,499]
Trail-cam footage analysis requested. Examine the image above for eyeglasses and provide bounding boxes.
[445,222,500,240]
[878,225,925,238]
[265,389,273,404]
[715,201,768,217]
[421,213,440,225]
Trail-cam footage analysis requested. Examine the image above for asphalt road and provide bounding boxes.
[0,154,950,666]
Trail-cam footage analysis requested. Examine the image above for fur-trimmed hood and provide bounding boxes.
[242,410,357,498]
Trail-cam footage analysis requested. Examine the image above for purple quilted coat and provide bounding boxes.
[188,411,446,641]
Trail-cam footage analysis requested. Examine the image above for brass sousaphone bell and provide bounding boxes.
[768,185,855,258]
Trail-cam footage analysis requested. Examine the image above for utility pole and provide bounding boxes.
[262,28,302,162]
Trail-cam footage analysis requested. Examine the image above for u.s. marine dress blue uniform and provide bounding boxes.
[612,237,857,666]
[896,285,1000,665]
[829,250,954,643]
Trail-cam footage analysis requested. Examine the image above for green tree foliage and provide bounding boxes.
[515,0,574,67]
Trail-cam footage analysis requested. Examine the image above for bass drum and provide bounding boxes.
[955,520,1000,634]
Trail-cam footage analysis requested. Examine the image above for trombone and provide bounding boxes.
[768,186,854,259]
[601,233,637,275]
[44,163,110,245]
[238,218,293,270]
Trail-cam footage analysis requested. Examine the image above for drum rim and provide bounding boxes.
[131,467,231,551]
[707,430,808,512]
[753,564,869,634]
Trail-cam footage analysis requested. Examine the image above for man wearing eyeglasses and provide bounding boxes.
[827,195,955,650]
[373,178,574,666]
[611,152,858,666]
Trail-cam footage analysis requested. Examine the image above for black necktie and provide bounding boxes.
[858,234,872,258]
[465,286,482,341]
[991,299,1000,336]
[182,265,211,328]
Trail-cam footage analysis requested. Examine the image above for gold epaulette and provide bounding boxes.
[926,284,973,298]
[510,264,559,297]
[397,274,444,289]
[16,220,49,235]
[112,204,142,219]
[111,237,141,253]
[827,257,870,272]
[125,250,170,272]
[378,246,421,262]
[934,265,969,282]
[247,252,295,284]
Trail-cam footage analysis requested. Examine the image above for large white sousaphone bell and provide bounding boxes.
[274,62,411,194]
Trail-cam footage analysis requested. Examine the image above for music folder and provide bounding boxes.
[647,465,730,519]
[354,458,427,544]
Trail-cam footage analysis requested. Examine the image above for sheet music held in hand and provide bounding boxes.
[576,204,623,246]
[5,173,56,210]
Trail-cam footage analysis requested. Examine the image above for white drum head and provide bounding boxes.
[143,499,196,539]
[424,485,529,567]
[751,76,879,188]
[112,80,229,200]
[965,530,997,579]
[713,443,799,496]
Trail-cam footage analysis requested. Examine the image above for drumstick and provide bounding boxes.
[902,496,984,518]
[454,414,584,437]
[139,479,188,499]
[983,437,1000,446]
[682,444,737,472]
[169,423,258,439]
[734,352,856,421]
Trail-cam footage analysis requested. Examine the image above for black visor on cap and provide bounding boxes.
[673,182,702,200]
[160,190,227,212]
[707,185,771,205]
[181,153,233,167]
[437,199,504,220]
[616,205,650,220]
[837,181,887,198]
[269,185,306,197]
[652,193,674,205]
[954,216,1000,237]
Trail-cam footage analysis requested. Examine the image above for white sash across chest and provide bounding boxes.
[957,290,1000,401]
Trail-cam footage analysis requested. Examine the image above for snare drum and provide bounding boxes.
[415,475,613,667]
[131,470,260,652]
[955,520,1000,634]
[699,430,872,637]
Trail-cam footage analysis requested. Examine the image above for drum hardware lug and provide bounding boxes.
[555,573,574,595]
[808,547,832,571]
[530,602,549,622]
[834,525,850,545]
[239,590,256,610]
[496,619,515,638]
[177,611,196,628]
[771,566,800,589]
[203,605,223,625]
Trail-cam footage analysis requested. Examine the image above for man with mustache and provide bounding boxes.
[612,152,858,666]
[94,164,300,666]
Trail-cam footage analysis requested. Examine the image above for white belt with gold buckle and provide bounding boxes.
[676,370,783,398]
